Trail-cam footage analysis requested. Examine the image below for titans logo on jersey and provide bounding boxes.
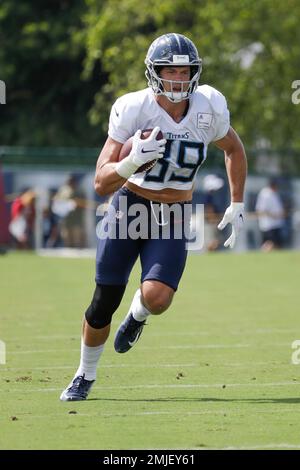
[109,85,230,191]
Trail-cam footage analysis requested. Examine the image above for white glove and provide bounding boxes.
[130,127,166,167]
[115,127,166,179]
[217,202,245,249]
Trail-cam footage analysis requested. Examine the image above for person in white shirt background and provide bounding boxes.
[255,178,285,251]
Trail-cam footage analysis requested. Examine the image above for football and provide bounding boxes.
[118,129,164,173]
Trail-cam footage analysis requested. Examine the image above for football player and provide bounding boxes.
[60,33,247,401]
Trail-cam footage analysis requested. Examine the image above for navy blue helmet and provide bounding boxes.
[145,33,202,103]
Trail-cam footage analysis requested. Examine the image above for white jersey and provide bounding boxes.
[108,85,230,191]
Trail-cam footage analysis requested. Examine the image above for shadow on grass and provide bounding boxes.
[88,397,300,404]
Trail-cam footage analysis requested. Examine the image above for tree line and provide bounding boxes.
[1,0,300,170]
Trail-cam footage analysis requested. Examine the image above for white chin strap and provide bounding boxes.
[164,91,189,103]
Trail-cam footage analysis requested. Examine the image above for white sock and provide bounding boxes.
[75,340,104,381]
[130,289,151,322]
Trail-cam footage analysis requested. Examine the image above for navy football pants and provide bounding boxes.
[95,187,191,291]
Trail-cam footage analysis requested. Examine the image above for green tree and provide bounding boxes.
[84,0,300,163]
[1,0,300,173]
[0,0,104,146]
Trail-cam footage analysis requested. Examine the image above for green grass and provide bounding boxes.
[1,250,300,450]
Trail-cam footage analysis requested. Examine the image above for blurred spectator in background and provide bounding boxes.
[203,174,225,251]
[42,206,60,248]
[255,178,285,251]
[42,189,62,248]
[52,175,86,248]
[9,189,36,249]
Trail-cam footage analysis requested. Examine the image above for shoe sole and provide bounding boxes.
[60,391,87,401]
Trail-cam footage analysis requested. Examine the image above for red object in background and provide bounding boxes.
[11,198,24,220]
[0,163,10,244]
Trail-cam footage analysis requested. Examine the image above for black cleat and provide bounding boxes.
[60,375,94,402]
[114,313,145,353]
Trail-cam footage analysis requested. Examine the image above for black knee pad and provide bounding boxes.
[85,284,126,329]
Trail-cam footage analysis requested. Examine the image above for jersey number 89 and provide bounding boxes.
[145,140,205,184]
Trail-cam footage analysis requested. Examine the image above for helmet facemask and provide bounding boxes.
[145,64,201,103]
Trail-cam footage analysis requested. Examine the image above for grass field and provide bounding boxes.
[0,250,300,450]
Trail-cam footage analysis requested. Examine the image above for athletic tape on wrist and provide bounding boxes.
[115,156,138,179]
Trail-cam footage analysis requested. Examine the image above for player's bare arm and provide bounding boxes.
[214,126,247,202]
[214,126,247,248]
[94,137,125,196]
